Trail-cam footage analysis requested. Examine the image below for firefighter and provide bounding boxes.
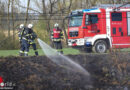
[18,24,25,56]
[51,23,63,54]
[27,24,38,56]
[18,24,24,43]
[18,24,30,56]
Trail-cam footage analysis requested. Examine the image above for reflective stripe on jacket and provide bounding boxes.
[52,38,61,41]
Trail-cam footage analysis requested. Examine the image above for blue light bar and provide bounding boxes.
[83,8,98,12]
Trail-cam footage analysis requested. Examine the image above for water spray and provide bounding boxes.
[37,38,90,76]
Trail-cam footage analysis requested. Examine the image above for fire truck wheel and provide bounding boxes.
[93,40,107,53]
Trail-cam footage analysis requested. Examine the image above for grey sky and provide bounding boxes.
[19,0,42,13]
[1,0,43,13]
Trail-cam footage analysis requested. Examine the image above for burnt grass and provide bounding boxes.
[0,53,130,90]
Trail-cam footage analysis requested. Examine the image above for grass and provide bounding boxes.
[0,48,80,57]
[0,48,130,57]
[120,48,130,52]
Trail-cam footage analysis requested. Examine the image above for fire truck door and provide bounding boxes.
[110,12,130,48]
[85,14,99,36]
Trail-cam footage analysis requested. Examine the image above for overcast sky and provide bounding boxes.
[1,0,45,13]
[19,0,42,13]
[0,0,42,13]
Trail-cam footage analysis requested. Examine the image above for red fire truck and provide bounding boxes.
[67,4,130,53]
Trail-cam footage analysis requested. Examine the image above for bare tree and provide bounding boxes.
[8,0,11,37]
[41,0,53,46]
[41,0,73,45]
[25,0,30,25]
[11,0,15,43]
[61,0,72,44]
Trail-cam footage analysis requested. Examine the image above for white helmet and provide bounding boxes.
[54,23,59,28]
[28,24,33,29]
[20,24,24,29]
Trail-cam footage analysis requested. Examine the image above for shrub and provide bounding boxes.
[0,32,20,50]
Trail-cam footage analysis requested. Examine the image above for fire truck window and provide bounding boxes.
[85,14,98,25]
[89,15,98,24]
[112,13,122,21]
[119,28,122,32]
[113,28,116,34]
[69,16,83,27]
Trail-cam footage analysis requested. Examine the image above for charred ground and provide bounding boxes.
[0,53,130,90]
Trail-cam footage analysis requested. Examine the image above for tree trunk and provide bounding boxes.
[62,19,68,45]
[25,0,30,25]
[11,0,15,44]
[8,0,10,37]
[81,0,82,8]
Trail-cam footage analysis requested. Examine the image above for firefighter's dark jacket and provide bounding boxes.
[18,28,37,42]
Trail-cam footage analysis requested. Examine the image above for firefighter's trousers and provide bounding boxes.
[20,39,29,56]
[29,43,38,56]
[53,41,63,54]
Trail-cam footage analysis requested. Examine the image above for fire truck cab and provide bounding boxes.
[67,4,130,53]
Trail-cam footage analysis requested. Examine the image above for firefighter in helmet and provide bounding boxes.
[18,24,25,56]
[51,23,63,54]
[18,24,24,43]
[18,24,29,56]
[27,24,38,56]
